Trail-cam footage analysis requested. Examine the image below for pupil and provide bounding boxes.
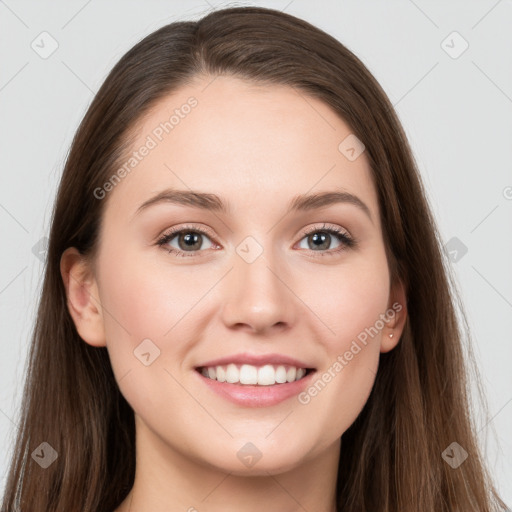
[181,232,201,250]
[310,232,329,250]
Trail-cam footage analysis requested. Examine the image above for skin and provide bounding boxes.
[61,75,407,512]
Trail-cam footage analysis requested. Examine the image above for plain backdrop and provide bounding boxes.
[1,0,511,506]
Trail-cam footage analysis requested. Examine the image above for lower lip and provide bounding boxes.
[195,370,316,407]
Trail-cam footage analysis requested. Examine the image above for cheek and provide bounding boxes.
[94,248,178,380]
[97,247,200,339]
[294,255,389,428]
[96,248,202,413]
[96,245,221,391]
[307,256,391,351]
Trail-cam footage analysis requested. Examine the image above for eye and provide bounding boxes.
[156,223,356,258]
[296,223,356,256]
[156,225,217,257]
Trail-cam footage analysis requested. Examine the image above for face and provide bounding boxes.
[65,75,406,476]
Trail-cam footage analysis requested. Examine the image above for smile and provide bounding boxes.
[197,363,312,386]
[194,356,317,407]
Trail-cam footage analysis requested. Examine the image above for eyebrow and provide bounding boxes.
[134,188,373,223]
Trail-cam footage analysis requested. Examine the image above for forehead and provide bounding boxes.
[103,75,379,225]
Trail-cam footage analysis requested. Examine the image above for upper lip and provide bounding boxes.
[196,352,315,369]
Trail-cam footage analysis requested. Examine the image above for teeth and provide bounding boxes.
[216,366,226,383]
[226,363,239,384]
[199,363,310,385]
[258,364,275,386]
[275,365,287,383]
[240,364,258,385]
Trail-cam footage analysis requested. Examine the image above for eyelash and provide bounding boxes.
[156,223,357,258]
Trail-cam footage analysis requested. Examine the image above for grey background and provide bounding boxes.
[1,0,511,505]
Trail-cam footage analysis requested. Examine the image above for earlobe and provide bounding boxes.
[60,247,106,347]
[380,277,408,353]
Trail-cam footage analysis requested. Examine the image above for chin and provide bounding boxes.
[199,440,311,476]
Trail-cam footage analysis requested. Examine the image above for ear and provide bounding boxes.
[60,247,106,347]
[380,276,408,353]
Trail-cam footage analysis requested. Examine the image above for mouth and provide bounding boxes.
[194,358,317,407]
[196,363,315,386]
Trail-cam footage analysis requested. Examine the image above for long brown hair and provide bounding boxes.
[2,6,507,511]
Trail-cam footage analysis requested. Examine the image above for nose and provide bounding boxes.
[220,251,297,335]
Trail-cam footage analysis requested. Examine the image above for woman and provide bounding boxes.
[1,6,508,512]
